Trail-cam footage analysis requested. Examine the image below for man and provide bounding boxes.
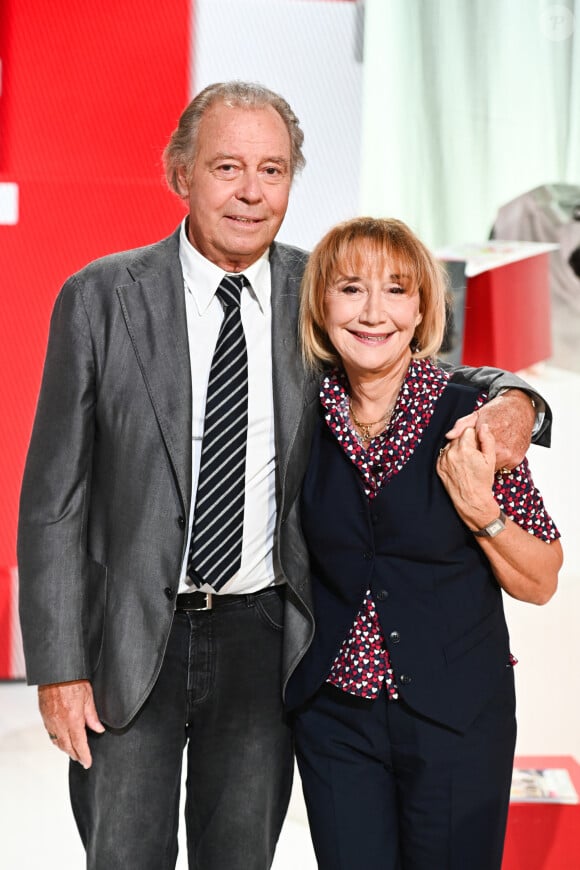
[18,82,548,870]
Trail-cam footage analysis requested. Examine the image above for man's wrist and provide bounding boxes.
[496,387,545,436]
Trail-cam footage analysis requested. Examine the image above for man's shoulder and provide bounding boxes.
[70,227,180,287]
[270,241,309,275]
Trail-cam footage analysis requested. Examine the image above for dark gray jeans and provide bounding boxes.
[70,587,293,870]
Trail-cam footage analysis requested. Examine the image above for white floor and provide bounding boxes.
[1,363,578,869]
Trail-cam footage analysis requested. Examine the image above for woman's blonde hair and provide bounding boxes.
[299,217,449,368]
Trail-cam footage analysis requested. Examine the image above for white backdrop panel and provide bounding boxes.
[192,0,363,252]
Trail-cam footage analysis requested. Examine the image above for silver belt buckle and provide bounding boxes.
[198,592,213,611]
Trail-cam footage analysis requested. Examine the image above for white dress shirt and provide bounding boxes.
[177,220,281,594]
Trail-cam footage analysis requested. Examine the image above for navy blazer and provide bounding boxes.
[286,381,512,734]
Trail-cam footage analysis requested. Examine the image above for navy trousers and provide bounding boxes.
[69,587,293,870]
[294,670,516,870]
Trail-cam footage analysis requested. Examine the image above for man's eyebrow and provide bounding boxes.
[210,153,289,165]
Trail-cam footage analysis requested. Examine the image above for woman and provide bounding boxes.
[287,217,562,870]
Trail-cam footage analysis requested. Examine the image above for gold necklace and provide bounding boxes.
[349,398,395,442]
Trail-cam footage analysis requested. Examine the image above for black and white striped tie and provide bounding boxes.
[187,274,248,591]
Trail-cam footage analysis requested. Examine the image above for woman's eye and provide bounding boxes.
[342,284,360,294]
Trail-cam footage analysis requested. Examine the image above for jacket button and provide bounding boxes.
[363,552,373,561]
[389,631,400,643]
[164,587,175,600]
[177,516,185,529]
[400,674,412,685]
[376,589,388,601]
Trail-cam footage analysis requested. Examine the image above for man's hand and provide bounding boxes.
[38,679,105,769]
[445,389,536,470]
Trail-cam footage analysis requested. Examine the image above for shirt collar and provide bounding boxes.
[179,218,271,315]
[320,357,449,416]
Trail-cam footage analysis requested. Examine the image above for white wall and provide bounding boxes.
[193,0,364,251]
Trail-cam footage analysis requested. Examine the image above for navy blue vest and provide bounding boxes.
[287,381,511,733]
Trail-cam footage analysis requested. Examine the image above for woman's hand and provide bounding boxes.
[437,424,561,606]
[437,424,499,532]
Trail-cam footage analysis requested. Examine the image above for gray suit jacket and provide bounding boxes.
[18,227,319,728]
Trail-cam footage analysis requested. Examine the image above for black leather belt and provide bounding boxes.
[175,585,283,612]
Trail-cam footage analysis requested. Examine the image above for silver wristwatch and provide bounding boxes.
[473,510,507,538]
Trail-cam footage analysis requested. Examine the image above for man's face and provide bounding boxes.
[177,102,293,272]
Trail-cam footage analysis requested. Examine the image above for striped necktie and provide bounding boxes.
[187,273,249,591]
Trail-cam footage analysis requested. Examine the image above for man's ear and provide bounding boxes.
[175,165,190,199]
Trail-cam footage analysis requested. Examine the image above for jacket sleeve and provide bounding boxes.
[443,363,552,447]
[17,274,96,685]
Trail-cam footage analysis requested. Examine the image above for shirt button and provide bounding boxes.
[399,674,412,685]
[164,587,175,600]
[389,631,400,643]
[177,516,185,529]
[376,589,389,601]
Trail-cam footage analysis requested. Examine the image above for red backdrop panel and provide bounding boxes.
[461,255,552,371]
[0,0,191,676]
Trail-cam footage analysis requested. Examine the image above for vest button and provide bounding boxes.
[177,515,186,529]
[400,674,412,685]
[376,589,388,601]
[164,587,175,600]
[371,513,380,524]
[389,631,400,643]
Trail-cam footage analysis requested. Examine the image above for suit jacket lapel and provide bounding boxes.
[270,243,318,518]
[116,229,192,512]
[116,235,315,521]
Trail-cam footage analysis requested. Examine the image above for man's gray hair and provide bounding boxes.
[163,81,306,195]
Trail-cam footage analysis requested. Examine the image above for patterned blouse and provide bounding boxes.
[321,357,560,701]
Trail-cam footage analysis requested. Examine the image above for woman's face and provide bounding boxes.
[323,253,423,378]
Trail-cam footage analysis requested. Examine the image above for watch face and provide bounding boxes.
[486,517,505,537]
[473,510,506,538]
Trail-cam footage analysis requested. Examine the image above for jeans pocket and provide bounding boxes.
[254,589,284,632]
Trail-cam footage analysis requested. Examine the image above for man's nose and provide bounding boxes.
[235,171,263,202]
